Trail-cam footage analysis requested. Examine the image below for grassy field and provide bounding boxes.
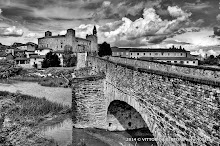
[0,91,70,146]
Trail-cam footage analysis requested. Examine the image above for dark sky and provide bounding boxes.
[0,0,220,55]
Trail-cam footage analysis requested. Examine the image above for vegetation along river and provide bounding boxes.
[0,81,157,146]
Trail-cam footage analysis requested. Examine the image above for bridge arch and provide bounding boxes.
[105,81,165,146]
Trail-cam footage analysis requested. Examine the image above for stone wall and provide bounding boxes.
[108,56,220,82]
[87,56,220,146]
[75,53,87,69]
[72,76,107,129]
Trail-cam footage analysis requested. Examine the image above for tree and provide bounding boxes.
[64,45,73,54]
[98,42,112,57]
[63,54,77,67]
[63,45,77,67]
[42,52,61,68]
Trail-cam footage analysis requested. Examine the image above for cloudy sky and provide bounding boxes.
[0,0,220,55]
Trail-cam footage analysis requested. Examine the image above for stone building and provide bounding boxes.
[38,26,98,53]
[112,47,199,66]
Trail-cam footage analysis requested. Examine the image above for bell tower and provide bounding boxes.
[93,25,97,36]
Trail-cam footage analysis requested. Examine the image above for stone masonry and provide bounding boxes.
[72,55,220,146]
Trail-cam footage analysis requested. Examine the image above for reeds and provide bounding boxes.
[0,91,69,121]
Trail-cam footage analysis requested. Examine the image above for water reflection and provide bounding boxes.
[41,118,157,146]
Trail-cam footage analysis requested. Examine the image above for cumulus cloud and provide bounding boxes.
[191,49,218,57]
[174,29,220,47]
[75,6,191,46]
[25,32,37,38]
[168,6,191,18]
[183,2,211,11]
[0,26,23,37]
[93,0,161,21]
[216,14,220,21]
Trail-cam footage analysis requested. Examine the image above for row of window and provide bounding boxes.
[131,52,184,56]
[115,52,185,56]
[166,61,196,64]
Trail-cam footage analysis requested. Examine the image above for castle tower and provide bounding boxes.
[45,31,52,37]
[66,29,75,37]
[93,26,97,36]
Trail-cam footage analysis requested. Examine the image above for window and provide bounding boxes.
[181,53,182,56]
[162,53,164,56]
[168,53,170,56]
[187,61,189,63]
[131,53,132,55]
[144,53,145,55]
[180,61,184,64]
[155,53,158,55]
[137,53,139,55]
[193,61,195,64]
[61,45,62,48]
[174,61,177,63]
[150,53,151,55]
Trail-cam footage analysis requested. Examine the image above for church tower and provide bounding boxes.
[93,25,97,36]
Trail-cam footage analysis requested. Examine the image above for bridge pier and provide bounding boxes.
[72,75,107,129]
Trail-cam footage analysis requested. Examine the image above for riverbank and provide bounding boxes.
[0,91,71,146]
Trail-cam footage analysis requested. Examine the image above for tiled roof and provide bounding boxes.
[30,55,45,59]
[130,48,188,52]
[112,47,189,53]
[14,57,29,61]
[111,47,131,52]
[36,47,53,51]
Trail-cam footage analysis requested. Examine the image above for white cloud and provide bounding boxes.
[174,29,220,46]
[191,49,218,57]
[32,6,93,20]
[0,26,23,37]
[25,32,37,38]
[168,6,191,18]
[102,1,111,7]
[0,9,2,14]
[216,14,220,21]
[74,6,192,47]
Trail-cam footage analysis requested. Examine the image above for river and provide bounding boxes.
[0,81,157,146]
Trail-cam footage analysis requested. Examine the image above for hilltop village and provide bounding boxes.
[0,26,213,69]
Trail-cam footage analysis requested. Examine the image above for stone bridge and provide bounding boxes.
[71,56,220,146]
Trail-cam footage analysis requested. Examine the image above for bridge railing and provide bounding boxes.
[107,56,220,81]
[87,55,220,86]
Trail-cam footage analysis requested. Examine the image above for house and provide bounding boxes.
[0,52,7,60]
[112,47,199,66]
[14,57,30,68]
[35,47,52,56]
[54,50,64,66]
[29,55,45,68]
[111,47,130,57]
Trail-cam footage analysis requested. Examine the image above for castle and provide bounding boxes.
[38,26,98,53]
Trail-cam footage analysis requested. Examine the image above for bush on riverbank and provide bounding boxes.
[39,77,67,87]
[0,91,70,146]
[0,60,22,79]
[0,91,69,121]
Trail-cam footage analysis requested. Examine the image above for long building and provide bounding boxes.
[38,26,98,53]
[112,47,199,66]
